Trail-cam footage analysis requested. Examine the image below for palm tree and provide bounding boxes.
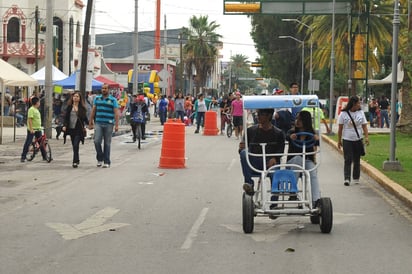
[229,54,257,92]
[300,1,393,93]
[182,16,222,94]
[231,54,250,69]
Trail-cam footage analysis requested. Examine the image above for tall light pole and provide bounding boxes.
[383,0,402,171]
[279,35,304,92]
[132,0,139,95]
[282,19,313,94]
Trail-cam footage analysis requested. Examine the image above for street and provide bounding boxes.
[1,121,412,274]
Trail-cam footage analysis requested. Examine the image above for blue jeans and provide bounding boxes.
[175,110,185,123]
[287,156,320,202]
[380,109,389,128]
[94,123,114,165]
[369,112,376,127]
[159,111,167,125]
[196,112,205,131]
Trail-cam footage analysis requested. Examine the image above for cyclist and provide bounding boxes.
[130,94,148,142]
[20,97,47,162]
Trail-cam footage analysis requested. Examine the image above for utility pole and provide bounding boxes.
[163,15,168,95]
[80,0,94,99]
[179,32,184,93]
[44,0,53,138]
[132,0,139,95]
[35,6,39,71]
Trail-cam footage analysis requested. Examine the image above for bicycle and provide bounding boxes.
[223,112,234,138]
[26,131,53,162]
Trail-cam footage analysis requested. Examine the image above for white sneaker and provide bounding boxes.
[102,163,110,168]
[344,180,350,186]
[353,179,360,184]
[97,161,103,167]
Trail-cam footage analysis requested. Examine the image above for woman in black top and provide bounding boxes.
[62,91,89,168]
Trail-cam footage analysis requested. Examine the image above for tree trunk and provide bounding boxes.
[398,8,412,134]
[398,72,412,133]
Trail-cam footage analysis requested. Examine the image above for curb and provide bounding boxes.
[322,134,412,209]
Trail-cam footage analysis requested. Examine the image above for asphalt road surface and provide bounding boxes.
[1,126,411,274]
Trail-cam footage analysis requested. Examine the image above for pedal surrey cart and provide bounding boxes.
[241,95,333,234]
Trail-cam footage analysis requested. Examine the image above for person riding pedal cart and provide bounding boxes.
[239,108,285,195]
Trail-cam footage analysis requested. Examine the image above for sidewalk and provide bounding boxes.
[321,127,412,210]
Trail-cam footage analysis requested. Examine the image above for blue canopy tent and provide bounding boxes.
[54,73,103,91]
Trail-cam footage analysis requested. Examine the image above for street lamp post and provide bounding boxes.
[282,19,313,94]
[279,35,304,93]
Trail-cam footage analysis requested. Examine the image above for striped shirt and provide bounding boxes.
[93,95,119,124]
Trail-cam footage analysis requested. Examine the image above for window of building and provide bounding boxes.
[7,17,20,42]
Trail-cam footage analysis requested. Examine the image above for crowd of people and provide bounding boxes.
[367,95,401,128]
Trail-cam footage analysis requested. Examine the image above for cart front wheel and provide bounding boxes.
[319,197,333,233]
[242,192,254,233]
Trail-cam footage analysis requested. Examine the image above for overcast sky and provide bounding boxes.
[92,0,259,62]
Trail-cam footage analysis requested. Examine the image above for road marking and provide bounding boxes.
[46,207,129,240]
[138,181,154,185]
[227,158,236,171]
[181,207,209,249]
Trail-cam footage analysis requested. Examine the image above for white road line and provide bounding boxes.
[181,208,209,250]
[227,158,237,171]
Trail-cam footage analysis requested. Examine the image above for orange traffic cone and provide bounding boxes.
[159,119,185,168]
[203,110,219,136]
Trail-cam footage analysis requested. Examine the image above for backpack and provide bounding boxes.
[131,104,145,123]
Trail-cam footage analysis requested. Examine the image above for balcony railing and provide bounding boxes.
[0,38,45,59]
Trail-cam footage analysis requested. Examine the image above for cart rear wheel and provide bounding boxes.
[319,197,333,233]
[242,192,254,233]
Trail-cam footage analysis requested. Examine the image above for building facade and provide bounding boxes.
[0,0,84,75]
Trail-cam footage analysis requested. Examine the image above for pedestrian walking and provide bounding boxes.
[88,84,120,168]
[379,95,390,128]
[337,96,369,186]
[174,92,185,122]
[194,93,207,134]
[62,91,89,168]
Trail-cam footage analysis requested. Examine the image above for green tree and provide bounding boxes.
[182,16,222,94]
[250,1,394,95]
[230,54,256,93]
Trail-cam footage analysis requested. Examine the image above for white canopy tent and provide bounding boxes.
[1,59,38,144]
[368,62,404,86]
[30,65,68,85]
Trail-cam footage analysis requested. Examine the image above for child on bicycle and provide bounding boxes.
[20,97,47,162]
[129,94,148,142]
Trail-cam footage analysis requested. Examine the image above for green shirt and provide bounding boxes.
[28,106,42,130]
[302,107,325,131]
